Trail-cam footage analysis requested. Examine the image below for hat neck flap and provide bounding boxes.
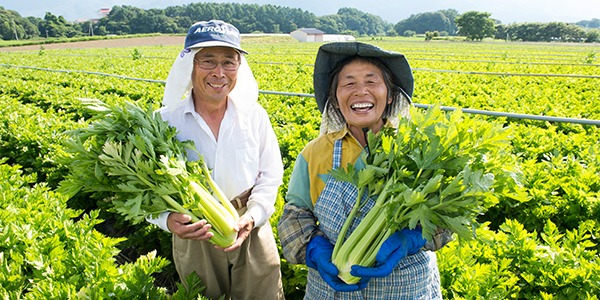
[162,48,257,116]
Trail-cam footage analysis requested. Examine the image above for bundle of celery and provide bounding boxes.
[329,104,524,284]
[58,99,239,248]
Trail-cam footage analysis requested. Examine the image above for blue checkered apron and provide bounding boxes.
[305,138,443,300]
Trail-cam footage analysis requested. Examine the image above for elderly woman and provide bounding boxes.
[278,42,451,299]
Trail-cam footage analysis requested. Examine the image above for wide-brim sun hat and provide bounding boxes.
[313,42,414,113]
[184,20,248,54]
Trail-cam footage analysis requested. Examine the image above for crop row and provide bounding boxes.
[7,48,598,64]
[3,41,599,71]
[0,40,599,299]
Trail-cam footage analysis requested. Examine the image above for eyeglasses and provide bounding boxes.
[194,58,240,71]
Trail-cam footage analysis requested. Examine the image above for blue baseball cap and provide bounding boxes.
[184,20,248,54]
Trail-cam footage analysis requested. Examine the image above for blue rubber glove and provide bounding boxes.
[306,235,370,292]
[350,228,426,278]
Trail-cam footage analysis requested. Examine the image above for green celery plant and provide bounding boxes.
[58,99,239,248]
[329,104,524,284]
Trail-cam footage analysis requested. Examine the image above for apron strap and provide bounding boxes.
[332,138,343,169]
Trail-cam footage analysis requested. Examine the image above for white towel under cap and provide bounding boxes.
[162,48,258,114]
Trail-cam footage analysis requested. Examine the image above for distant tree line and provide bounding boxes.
[576,18,600,29]
[95,4,394,37]
[495,21,599,42]
[0,3,393,40]
[0,4,598,43]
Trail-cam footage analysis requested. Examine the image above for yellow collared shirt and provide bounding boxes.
[286,125,367,209]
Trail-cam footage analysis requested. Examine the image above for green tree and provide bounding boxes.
[494,23,509,40]
[340,29,359,37]
[576,18,600,29]
[316,14,343,34]
[96,5,140,35]
[0,8,40,40]
[562,23,586,41]
[288,7,317,29]
[425,30,439,41]
[394,9,458,35]
[586,29,600,43]
[499,22,588,42]
[403,30,416,37]
[438,9,459,34]
[96,25,107,35]
[454,11,496,41]
[334,7,391,36]
[38,12,70,38]
[40,17,86,38]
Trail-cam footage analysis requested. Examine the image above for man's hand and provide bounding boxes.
[216,214,255,252]
[167,212,213,241]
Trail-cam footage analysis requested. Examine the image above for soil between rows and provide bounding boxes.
[1,35,186,52]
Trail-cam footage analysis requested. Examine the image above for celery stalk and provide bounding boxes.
[200,161,240,220]
[59,99,242,249]
[165,193,236,248]
[332,179,394,284]
[189,181,238,243]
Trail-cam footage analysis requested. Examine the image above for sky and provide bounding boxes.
[2,0,599,25]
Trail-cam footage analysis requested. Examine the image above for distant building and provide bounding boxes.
[290,28,324,42]
[323,34,356,42]
[290,28,355,43]
[97,8,111,18]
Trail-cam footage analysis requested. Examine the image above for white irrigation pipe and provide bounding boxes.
[411,68,600,79]
[248,53,598,65]
[411,57,600,67]
[2,63,600,126]
[0,64,166,83]
[247,61,600,79]
[248,50,599,64]
[411,104,600,126]
[257,91,600,126]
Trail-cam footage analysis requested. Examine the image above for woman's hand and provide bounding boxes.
[351,228,426,278]
[167,212,213,241]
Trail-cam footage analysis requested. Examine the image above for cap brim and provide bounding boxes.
[186,40,248,55]
[313,42,413,113]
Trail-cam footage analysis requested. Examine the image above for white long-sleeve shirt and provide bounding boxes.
[147,94,283,231]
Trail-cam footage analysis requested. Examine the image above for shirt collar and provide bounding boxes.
[329,125,352,141]
[331,119,394,139]
[182,94,195,115]
[182,94,237,120]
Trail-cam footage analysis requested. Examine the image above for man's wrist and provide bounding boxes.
[245,204,266,228]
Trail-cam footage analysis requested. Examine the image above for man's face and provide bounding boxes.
[191,47,241,104]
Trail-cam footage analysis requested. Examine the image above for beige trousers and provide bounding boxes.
[173,221,285,300]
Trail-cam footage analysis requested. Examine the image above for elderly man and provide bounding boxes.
[148,20,285,300]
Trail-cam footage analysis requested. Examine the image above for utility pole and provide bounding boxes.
[11,19,18,40]
[89,21,94,36]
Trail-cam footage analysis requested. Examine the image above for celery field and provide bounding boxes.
[1,38,599,299]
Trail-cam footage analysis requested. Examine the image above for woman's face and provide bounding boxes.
[335,59,391,134]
